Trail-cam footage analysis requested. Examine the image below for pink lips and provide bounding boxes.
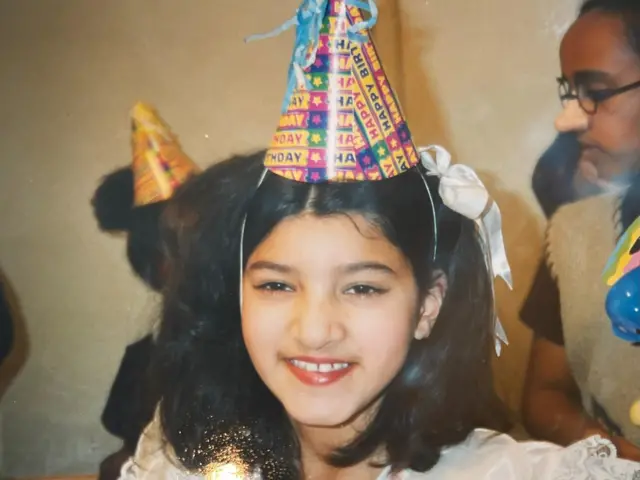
[286,357,354,386]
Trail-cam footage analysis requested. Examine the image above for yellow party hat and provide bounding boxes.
[131,102,201,206]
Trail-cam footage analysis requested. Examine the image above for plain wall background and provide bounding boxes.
[0,0,577,475]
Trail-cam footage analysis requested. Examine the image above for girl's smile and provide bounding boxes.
[285,356,355,386]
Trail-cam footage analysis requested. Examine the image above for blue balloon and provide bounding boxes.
[606,267,640,342]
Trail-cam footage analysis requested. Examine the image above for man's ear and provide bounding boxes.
[414,273,447,340]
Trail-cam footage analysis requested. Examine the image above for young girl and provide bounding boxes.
[120,0,640,477]
[119,148,640,479]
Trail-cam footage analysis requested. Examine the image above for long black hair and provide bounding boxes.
[154,152,509,478]
[91,167,166,291]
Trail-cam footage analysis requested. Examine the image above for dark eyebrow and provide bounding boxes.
[341,261,396,276]
[246,260,396,276]
[246,261,293,274]
[572,70,614,85]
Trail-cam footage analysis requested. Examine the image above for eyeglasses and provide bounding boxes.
[557,77,640,114]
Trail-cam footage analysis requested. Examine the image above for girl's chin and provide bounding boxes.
[288,411,353,429]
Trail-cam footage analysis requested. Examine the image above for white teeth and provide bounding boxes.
[290,360,349,372]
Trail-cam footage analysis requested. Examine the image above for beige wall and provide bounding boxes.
[0,0,577,476]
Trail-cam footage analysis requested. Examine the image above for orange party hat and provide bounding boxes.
[255,0,419,183]
[130,102,201,206]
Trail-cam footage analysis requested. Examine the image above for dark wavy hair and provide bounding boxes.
[91,167,166,291]
[154,152,509,478]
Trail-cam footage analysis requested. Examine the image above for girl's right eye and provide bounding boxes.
[255,282,294,293]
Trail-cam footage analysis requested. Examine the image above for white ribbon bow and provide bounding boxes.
[419,145,512,356]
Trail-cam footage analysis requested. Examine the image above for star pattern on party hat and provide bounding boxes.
[130,102,201,206]
[263,0,419,183]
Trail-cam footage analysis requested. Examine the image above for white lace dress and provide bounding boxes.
[119,417,640,479]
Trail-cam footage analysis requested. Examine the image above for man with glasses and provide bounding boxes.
[521,0,640,461]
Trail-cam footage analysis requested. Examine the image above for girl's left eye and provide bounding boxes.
[255,282,293,293]
[345,285,386,296]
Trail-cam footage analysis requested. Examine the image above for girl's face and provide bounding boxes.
[242,213,441,428]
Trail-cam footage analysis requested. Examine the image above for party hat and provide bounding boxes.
[261,0,419,183]
[130,102,201,206]
[603,216,640,286]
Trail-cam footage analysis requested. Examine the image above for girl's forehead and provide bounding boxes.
[249,213,408,270]
[266,213,380,241]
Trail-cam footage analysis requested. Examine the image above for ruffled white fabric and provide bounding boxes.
[380,429,640,479]
[119,421,640,480]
